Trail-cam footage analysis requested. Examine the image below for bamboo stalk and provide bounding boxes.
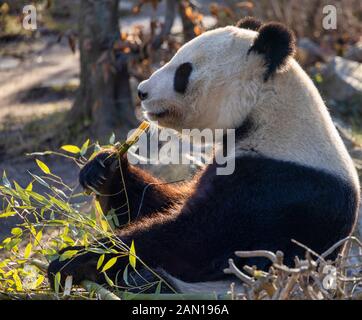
[25,259,231,301]
[81,280,120,300]
[28,259,120,300]
[114,121,150,156]
[84,121,150,195]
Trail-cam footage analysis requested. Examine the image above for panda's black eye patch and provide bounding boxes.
[174,62,193,94]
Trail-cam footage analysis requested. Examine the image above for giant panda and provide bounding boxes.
[48,18,360,294]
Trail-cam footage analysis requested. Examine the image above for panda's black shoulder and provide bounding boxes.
[206,155,358,228]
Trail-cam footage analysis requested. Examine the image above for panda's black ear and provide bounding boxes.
[248,22,296,81]
[236,17,262,31]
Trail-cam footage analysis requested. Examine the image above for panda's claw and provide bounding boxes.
[97,158,106,168]
[99,174,107,181]
[79,151,119,193]
[96,179,104,186]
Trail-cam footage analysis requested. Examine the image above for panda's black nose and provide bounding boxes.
[138,90,148,101]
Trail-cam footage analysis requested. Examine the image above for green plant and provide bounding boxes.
[0,136,170,300]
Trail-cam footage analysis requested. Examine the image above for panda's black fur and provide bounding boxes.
[236,16,262,31]
[248,22,296,81]
[48,19,360,293]
[174,62,193,94]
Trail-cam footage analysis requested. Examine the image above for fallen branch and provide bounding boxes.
[235,250,278,263]
[224,258,254,286]
[320,236,362,261]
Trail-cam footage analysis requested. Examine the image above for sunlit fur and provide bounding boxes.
[139,26,359,187]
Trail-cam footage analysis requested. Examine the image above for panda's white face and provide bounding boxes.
[138,27,263,131]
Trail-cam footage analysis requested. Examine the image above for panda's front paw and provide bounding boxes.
[79,151,118,194]
[47,246,101,290]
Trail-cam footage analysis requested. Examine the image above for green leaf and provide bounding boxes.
[155,281,162,295]
[0,211,16,218]
[35,275,45,288]
[28,173,50,189]
[26,182,33,192]
[315,73,323,83]
[103,272,114,287]
[2,171,11,188]
[123,264,130,286]
[95,200,104,215]
[35,230,43,244]
[36,159,51,175]
[94,143,101,152]
[87,248,108,255]
[101,257,118,273]
[59,250,78,262]
[109,133,116,145]
[13,181,28,201]
[61,145,81,154]
[80,139,90,156]
[24,243,32,258]
[13,271,23,291]
[109,209,120,227]
[27,191,48,204]
[54,272,61,295]
[11,228,22,236]
[4,238,21,250]
[49,196,71,212]
[97,254,105,270]
[129,240,136,269]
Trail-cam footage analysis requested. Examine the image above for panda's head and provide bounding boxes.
[138,18,296,132]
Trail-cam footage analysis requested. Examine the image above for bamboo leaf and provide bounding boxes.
[0,211,16,218]
[2,171,11,188]
[61,145,81,154]
[80,139,90,156]
[36,159,51,175]
[13,271,23,291]
[26,182,33,192]
[54,272,61,295]
[59,250,78,262]
[35,275,45,288]
[101,220,108,232]
[28,173,50,189]
[11,228,22,236]
[101,257,118,273]
[155,281,162,295]
[24,243,32,258]
[35,230,43,244]
[109,133,116,145]
[103,272,114,287]
[129,240,136,269]
[123,264,130,286]
[97,254,105,270]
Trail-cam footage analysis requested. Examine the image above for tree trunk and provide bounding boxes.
[179,1,196,42]
[69,0,137,141]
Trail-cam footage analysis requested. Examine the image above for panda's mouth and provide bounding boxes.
[144,109,171,120]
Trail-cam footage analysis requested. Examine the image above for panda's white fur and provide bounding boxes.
[140,26,359,189]
[138,25,360,293]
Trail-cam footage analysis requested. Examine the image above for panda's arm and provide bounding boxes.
[79,151,192,225]
[49,162,242,286]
